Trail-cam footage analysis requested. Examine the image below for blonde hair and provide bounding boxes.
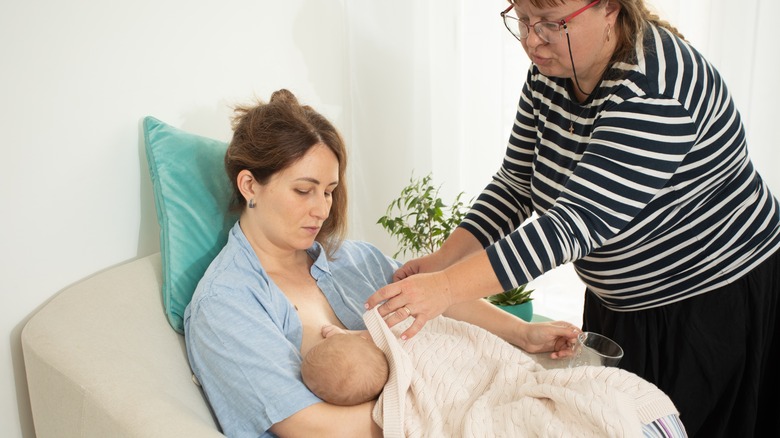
[301,334,389,406]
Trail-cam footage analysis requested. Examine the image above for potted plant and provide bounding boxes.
[485,284,534,322]
[378,173,534,321]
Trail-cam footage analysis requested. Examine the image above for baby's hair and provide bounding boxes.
[301,334,389,406]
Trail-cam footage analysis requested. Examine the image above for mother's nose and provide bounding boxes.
[311,195,331,219]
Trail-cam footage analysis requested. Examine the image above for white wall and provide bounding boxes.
[0,1,349,436]
[1,0,777,437]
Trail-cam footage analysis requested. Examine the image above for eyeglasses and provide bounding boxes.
[501,0,601,44]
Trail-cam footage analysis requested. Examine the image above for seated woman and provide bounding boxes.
[183,89,582,437]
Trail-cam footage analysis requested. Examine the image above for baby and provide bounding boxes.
[301,325,389,406]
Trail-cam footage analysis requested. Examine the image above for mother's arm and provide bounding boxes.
[270,401,382,438]
[187,277,382,438]
[444,298,579,358]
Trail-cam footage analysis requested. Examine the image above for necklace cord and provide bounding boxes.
[564,25,593,97]
[564,24,610,134]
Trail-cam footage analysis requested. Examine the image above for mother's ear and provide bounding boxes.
[237,169,257,206]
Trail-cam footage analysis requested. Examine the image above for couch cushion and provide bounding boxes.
[143,117,238,333]
[22,253,223,437]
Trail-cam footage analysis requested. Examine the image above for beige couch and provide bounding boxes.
[21,252,569,437]
[22,253,223,437]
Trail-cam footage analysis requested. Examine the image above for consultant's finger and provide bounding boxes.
[382,308,408,328]
[399,315,428,340]
[392,270,407,282]
[377,294,407,318]
[365,283,400,311]
[393,263,418,282]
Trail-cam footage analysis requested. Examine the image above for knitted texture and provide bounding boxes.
[364,308,678,437]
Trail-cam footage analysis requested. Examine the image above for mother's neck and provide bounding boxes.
[239,218,310,275]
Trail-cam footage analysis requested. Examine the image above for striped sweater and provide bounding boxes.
[461,23,780,311]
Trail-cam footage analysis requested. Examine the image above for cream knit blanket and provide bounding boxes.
[364,308,678,438]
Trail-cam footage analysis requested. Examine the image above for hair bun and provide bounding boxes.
[269,89,299,106]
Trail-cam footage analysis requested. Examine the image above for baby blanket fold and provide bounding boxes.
[364,308,678,438]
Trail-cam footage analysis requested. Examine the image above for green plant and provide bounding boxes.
[377,173,533,306]
[486,284,534,306]
[377,173,471,259]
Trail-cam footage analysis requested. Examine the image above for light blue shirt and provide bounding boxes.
[183,221,400,438]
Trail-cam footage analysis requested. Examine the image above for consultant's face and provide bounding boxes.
[513,0,606,82]
[254,143,339,252]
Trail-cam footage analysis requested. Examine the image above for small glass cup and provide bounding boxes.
[568,332,624,368]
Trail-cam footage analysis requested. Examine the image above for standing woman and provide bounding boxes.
[367,1,780,436]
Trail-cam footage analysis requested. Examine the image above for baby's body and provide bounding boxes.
[301,325,388,406]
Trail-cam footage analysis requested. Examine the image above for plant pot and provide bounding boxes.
[499,301,533,322]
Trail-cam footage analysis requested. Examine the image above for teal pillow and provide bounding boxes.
[143,116,238,333]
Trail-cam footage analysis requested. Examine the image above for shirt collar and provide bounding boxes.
[307,242,331,275]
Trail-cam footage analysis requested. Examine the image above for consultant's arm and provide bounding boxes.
[393,227,485,281]
[367,244,505,340]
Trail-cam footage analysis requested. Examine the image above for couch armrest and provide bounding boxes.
[22,253,223,438]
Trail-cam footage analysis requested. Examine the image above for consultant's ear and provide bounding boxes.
[236,169,257,205]
[605,0,621,19]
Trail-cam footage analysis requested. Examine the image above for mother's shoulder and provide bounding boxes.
[339,239,383,253]
[332,239,400,271]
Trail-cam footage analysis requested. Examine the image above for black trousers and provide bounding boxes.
[583,249,780,438]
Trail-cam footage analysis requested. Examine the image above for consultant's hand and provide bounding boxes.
[393,252,450,282]
[518,321,581,359]
[365,271,455,340]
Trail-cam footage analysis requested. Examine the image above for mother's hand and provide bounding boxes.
[365,271,455,340]
[519,321,581,359]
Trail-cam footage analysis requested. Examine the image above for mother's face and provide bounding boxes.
[250,143,339,253]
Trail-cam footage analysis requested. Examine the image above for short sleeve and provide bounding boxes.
[185,281,320,437]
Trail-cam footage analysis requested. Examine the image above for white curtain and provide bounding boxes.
[343,0,779,249]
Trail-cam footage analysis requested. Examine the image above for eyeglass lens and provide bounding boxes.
[505,16,562,43]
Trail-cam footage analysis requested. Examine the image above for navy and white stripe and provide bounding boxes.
[461,23,780,311]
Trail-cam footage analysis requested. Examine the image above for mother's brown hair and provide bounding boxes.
[225,89,348,257]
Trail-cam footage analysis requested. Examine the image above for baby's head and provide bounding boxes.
[301,333,389,406]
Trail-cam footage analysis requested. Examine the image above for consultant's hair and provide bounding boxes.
[513,0,686,66]
[604,0,685,66]
[225,89,347,257]
[301,334,389,406]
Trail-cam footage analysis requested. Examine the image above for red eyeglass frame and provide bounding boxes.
[501,0,601,38]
